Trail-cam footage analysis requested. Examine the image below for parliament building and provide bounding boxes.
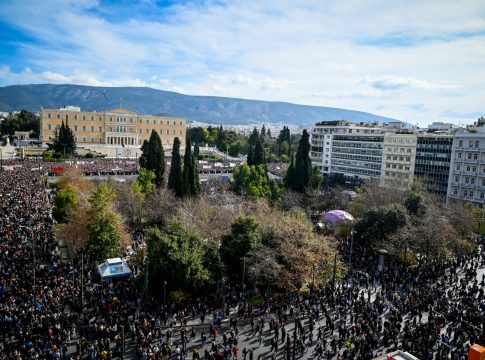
[40,106,186,156]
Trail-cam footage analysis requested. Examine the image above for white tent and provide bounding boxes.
[97,258,132,279]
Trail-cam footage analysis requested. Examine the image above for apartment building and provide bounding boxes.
[310,121,384,179]
[446,129,485,207]
[40,107,186,156]
[414,134,453,198]
[380,132,417,188]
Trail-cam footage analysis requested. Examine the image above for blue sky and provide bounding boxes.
[0,0,484,127]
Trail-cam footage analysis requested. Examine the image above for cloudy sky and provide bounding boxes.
[0,0,484,126]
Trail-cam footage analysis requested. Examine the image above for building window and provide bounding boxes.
[82,126,86,131]
[468,153,472,160]
[160,129,163,134]
[82,137,86,142]
[179,130,182,135]
[74,115,78,120]
[464,190,468,196]
[48,113,51,119]
[99,138,102,143]
[465,177,469,184]
[481,192,484,199]
[74,125,78,131]
[90,126,94,131]
[48,124,52,130]
[57,114,60,120]
[91,116,94,121]
[166,130,170,134]
[472,178,475,185]
[99,126,102,131]
[459,140,463,147]
[90,137,94,142]
[476,141,479,148]
[473,166,477,172]
[474,153,478,160]
[99,116,102,121]
[470,191,474,197]
[458,153,462,159]
[180,121,183,126]
[83,115,86,120]
[455,176,459,182]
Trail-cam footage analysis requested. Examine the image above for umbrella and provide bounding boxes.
[321,210,354,226]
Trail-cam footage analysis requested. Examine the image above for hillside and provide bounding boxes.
[0,84,399,127]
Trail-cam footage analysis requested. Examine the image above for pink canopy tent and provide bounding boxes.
[320,210,354,227]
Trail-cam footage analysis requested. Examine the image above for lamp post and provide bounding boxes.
[163,281,167,313]
[241,257,246,299]
[349,228,356,269]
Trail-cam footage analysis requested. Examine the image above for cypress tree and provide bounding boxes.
[182,138,200,197]
[194,138,200,160]
[248,128,260,146]
[253,138,265,166]
[247,146,254,166]
[292,130,312,192]
[216,125,225,151]
[168,137,183,197]
[285,151,295,189]
[49,120,76,156]
[139,130,165,187]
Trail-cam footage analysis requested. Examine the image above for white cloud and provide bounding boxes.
[0,0,484,126]
[360,75,460,91]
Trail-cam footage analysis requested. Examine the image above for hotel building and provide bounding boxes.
[40,106,186,156]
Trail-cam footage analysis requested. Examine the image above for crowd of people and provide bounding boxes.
[0,162,484,360]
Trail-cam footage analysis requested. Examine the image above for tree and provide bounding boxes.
[139,130,165,187]
[247,146,254,166]
[228,143,239,157]
[354,204,408,247]
[182,138,200,197]
[49,120,76,156]
[277,126,291,155]
[284,151,295,189]
[194,138,200,160]
[134,168,156,197]
[252,138,265,165]
[261,124,266,139]
[248,128,260,146]
[85,183,122,260]
[220,216,262,280]
[146,221,211,295]
[168,137,183,197]
[285,130,311,193]
[232,163,280,199]
[310,166,323,192]
[0,110,39,137]
[216,125,225,151]
[53,186,77,223]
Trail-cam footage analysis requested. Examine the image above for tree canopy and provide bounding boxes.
[139,130,165,187]
[48,120,76,156]
[168,137,183,197]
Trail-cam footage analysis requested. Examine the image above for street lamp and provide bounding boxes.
[349,228,356,269]
[163,281,167,313]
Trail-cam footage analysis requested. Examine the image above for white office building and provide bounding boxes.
[310,121,384,180]
[447,127,485,207]
[380,132,417,188]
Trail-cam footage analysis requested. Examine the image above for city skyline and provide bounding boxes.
[0,0,484,127]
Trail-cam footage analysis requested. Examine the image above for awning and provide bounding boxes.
[97,258,132,279]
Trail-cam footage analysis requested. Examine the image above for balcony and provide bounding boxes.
[463,158,479,163]
[452,169,461,174]
[462,183,476,189]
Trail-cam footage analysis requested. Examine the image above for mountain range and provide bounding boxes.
[0,84,399,127]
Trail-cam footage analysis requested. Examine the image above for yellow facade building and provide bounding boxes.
[40,106,186,156]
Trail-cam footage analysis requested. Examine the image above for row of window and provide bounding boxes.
[453,188,485,200]
[46,113,184,126]
[385,155,412,162]
[47,124,183,136]
[384,147,413,154]
[385,163,411,171]
[457,140,480,148]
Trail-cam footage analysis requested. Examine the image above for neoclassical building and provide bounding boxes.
[40,106,186,156]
